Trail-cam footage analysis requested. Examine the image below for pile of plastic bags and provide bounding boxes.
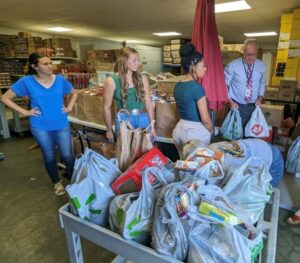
[66,144,274,263]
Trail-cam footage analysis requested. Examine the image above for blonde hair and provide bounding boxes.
[116,47,145,108]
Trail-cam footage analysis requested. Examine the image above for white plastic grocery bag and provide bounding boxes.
[66,148,121,225]
[109,167,165,244]
[220,109,243,140]
[223,157,273,224]
[244,106,269,137]
[152,182,192,261]
[187,223,264,263]
[286,136,300,173]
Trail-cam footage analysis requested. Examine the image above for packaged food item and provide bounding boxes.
[175,160,200,171]
[199,201,242,225]
[111,147,167,195]
[175,191,190,218]
[196,148,224,163]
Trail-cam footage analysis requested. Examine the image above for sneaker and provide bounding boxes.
[54,181,65,196]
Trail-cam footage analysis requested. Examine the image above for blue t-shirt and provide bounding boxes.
[173,80,205,122]
[12,75,72,131]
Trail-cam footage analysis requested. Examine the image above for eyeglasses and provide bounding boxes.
[244,53,257,57]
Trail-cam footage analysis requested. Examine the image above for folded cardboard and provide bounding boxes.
[260,104,284,128]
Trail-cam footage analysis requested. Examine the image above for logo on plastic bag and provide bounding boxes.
[251,124,263,136]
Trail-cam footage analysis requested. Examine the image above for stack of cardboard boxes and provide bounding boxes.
[0,32,75,58]
[0,59,25,74]
[163,39,189,65]
[221,44,244,67]
[12,32,43,57]
[264,80,300,102]
[86,50,119,73]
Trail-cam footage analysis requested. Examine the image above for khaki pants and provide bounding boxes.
[173,119,211,159]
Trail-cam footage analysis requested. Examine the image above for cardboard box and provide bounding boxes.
[156,75,185,94]
[222,44,244,53]
[172,58,181,64]
[163,51,171,58]
[87,49,115,62]
[279,32,290,41]
[278,80,298,101]
[171,50,180,58]
[260,104,284,128]
[163,45,171,51]
[163,57,172,64]
[18,32,32,38]
[170,39,188,44]
[289,39,300,48]
[170,44,181,51]
[288,48,300,57]
[264,87,279,100]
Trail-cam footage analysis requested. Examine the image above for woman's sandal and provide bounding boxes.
[54,181,65,196]
[287,214,300,225]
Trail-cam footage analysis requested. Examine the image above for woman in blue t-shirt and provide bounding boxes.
[173,43,212,159]
[1,52,78,196]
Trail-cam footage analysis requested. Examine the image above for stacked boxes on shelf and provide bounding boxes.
[0,32,76,59]
[12,32,43,57]
[162,45,172,64]
[49,38,74,57]
[0,72,11,86]
[0,34,16,57]
[0,59,25,74]
[163,39,189,65]
[86,50,118,73]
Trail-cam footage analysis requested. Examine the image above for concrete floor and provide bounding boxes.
[1,133,300,263]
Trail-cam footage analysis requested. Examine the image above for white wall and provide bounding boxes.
[262,52,274,86]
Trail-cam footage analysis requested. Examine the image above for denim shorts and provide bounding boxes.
[114,111,150,138]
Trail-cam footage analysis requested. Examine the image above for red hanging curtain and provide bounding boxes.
[192,0,228,111]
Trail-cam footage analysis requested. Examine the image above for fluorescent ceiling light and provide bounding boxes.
[244,32,277,37]
[47,27,73,32]
[215,0,251,13]
[125,40,141,43]
[153,32,182,37]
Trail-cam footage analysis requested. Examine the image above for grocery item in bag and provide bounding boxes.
[220,109,243,140]
[111,147,167,195]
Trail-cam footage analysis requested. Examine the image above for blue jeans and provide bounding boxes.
[114,111,150,138]
[269,144,284,187]
[31,125,75,184]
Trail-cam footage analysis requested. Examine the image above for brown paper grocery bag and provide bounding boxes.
[116,119,153,172]
[155,101,180,138]
[116,121,134,171]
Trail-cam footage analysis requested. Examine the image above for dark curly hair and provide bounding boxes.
[180,43,203,73]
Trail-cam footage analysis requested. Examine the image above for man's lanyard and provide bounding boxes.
[242,59,254,81]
